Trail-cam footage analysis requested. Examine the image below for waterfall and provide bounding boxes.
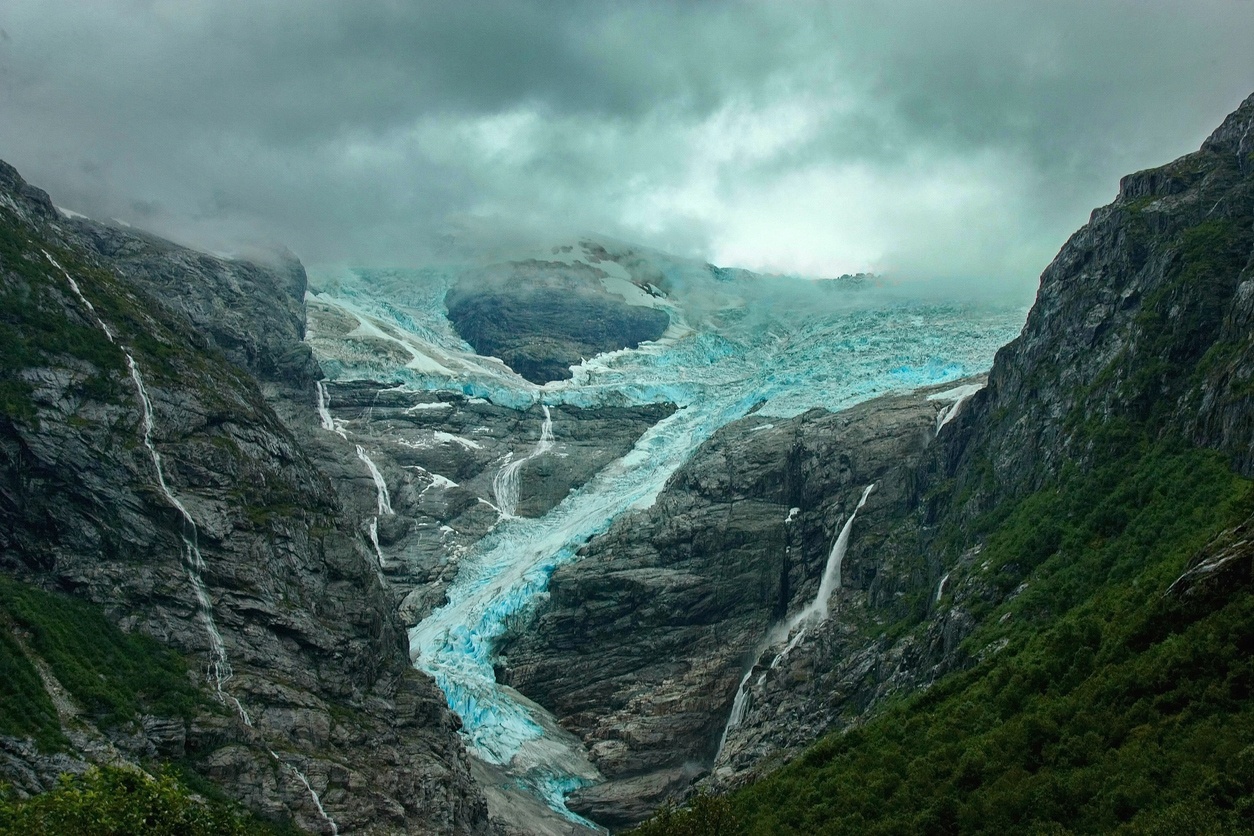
[48,253,339,835]
[355,445,394,516]
[46,252,234,695]
[715,668,756,760]
[491,405,554,518]
[315,381,346,438]
[935,571,951,603]
[717,484,875,761]
[776,483,876,636]
[930,382,985,436]
[273,752,339,836]
[367,518,389,584]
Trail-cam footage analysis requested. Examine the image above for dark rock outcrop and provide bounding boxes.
[445,259,669,383]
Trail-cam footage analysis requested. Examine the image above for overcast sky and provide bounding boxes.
[2,1,1253,298]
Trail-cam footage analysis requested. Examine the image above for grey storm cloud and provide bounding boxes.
[2,0,1253,299]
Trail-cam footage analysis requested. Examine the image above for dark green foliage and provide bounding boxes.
[0,766,294,835]
[635,436,1254,835]
[0,576,205,737]
[627,793,741,836]
[0,617,63,747]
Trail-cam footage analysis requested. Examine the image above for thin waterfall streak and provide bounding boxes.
[715,668,755,760]
[50,248,342,829]
[269,750,339,835]
[45,251,235,699]
[719,484,877,762]
[935,572,951,603]
[491,405,554,518]
[778,483,876,639]
[315,381,346,438]
[367,517,389,585]
[356,445,394,515]
[813,483,875,621]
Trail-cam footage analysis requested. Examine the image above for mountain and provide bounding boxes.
[625,90,1254,834]
[0,161,490,834]
[3,86,1251,836]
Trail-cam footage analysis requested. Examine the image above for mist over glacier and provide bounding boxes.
[304,241,1026,821]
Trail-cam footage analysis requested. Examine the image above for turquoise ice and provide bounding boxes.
[307,250,1026,822]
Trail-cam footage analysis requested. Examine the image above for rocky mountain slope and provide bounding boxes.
[622,90,1254,834]
[0,160,490,834]
[5,85,1250,835]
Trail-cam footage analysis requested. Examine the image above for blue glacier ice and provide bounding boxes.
[306,246,1027,824]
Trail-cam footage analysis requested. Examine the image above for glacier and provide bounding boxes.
[306,246,1027,823]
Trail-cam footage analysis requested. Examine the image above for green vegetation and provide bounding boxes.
[0,766,296,835]
[630,794,741,836]
[0,617,61,746]
[1123,217,1253,423]
[632,431,1254,834]
[0,216,125,424]
[0,576,206,746]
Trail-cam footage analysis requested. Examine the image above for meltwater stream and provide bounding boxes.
[49,253,339,835]
[306,256,1027,823]
[492,405,555,518]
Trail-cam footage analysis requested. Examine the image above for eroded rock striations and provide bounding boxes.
[0,159,490,834]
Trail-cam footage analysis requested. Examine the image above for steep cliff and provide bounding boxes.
[624,91,1254,834]
[0,160,491,833]
[499,386,970,827]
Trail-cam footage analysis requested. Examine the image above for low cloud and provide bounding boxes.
[1,0,1252,299]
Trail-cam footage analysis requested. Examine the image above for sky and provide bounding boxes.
[2,1,1253,299]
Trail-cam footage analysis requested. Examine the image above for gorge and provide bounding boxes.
[2,88,1254,835]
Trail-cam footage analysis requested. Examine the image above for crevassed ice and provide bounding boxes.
[306,261,1027,822]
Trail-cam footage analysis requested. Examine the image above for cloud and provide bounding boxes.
[1,0,1252,299]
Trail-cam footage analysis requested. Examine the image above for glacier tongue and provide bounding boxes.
[307,258,1027,823]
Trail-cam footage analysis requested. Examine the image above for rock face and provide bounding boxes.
[0,159,490,833]
[300,378,674,628]
[499,386,969,827]
[954,90,1254,500]
[445,258,670,383]
[495,91,1254,828]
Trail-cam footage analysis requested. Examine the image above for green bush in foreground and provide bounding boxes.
[0,766,268,836]
[629,793,741,836]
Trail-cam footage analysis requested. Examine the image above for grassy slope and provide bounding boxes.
[0,575,207,748]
